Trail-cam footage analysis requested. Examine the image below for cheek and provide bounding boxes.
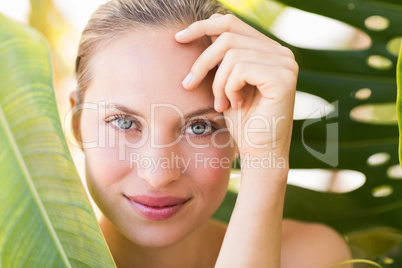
[82,127,132,206]
[186,145,235,206]
[84,145,131,220]
[85,147,127,185]
[201,167,230,203]
[80,109,129,188]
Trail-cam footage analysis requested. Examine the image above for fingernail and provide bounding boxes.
[175,29,187,38]
[182,72,192,87]
[214,99,219,112]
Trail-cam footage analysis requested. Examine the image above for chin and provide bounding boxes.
[135,236,183,248]
[127,223,198,248]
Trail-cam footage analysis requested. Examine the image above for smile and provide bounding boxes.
[124,195,191,221]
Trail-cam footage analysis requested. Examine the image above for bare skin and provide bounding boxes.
[100,218,351,268]
[72,13,351,268]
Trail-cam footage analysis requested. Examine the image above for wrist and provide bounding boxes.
[239,163,289,193]
[237,150,289,171]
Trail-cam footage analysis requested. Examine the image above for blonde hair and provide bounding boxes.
[73,0,230,141]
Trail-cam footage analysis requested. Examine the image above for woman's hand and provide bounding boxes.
[175,13,298,160]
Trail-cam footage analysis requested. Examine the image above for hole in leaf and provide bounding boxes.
[350,102,397,124]
[229,169,241,191]
[287,169,365,193]
[387,164,402,179]
[367,152,390,166]
[387,37,402,57]
[365,15,390,31]
[270,7,371,50]
[329,170,367,193]
[352,88,372,100]
[381,257,395,265]
[293,91,335,120]
[367,55,393,70]
[372,185,393,197]
[347,3,355,10]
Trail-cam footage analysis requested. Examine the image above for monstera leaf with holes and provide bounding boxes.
[274,0,402,231]
[0,13,115,267]
[214,0,402,265]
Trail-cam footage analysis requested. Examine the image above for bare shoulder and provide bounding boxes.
[281,219,352,268]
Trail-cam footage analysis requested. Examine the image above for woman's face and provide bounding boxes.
[78,28,236,247]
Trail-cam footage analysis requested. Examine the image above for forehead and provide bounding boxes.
[85,28,215,116]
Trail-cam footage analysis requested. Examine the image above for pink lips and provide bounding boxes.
[125,195,190,221]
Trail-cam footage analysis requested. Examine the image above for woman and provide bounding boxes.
[70,0,351,267]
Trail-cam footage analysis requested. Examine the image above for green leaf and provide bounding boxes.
[347,227,402,262]
[274,0,402,234]
[0,13,115,267]
[331,259,384,268]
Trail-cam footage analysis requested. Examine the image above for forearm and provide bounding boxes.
[216,157,288,267]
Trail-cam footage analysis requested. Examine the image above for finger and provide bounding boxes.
[209,15,222,43]
[213,49,292,111]
[183,32,292,89]
[205,14,223,43]
[225,63,297,102]
[175,14,278,45]
[225,83,244,110]
[213,82,230,112]
[213,49,292,92]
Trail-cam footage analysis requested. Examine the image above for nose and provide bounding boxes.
[136,147,182,189]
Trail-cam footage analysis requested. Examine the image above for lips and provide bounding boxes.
[125,195,190,221]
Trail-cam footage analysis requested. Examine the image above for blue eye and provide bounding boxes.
[185,120,213,136]
[108,116,139,130]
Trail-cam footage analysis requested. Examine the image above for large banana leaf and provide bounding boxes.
[215,0,402,265]
[0,13,115,267]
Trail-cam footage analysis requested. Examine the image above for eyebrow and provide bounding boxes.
[99,104,145,118]
[100,104,219,120]
[184,107,219,120]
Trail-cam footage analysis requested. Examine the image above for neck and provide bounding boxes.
[100,217,225,268]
